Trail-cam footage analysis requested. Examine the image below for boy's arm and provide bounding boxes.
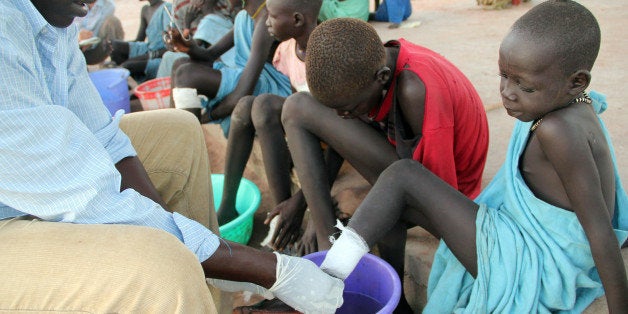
[188,29,235,62]
[210,11,275,119]
[135,5,149,42]
[537,119,628,312]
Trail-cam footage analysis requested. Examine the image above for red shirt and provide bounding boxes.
[370,39,488,198]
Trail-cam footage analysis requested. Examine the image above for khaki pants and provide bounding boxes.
[0,109,228,313]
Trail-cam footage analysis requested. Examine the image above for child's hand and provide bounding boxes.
[296,221,318,256]
[265,195,307,251]
[163,27,193,53]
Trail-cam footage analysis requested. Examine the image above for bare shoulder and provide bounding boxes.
[535,103,606,156]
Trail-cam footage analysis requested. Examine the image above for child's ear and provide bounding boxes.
[294,12,304,27]
[567,70,591,96]
[375,67,391,84]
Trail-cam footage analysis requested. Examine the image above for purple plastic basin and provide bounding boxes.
[303,250,402,314]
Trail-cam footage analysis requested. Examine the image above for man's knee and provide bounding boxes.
[281,92,315,127]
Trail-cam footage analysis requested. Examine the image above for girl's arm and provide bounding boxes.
[135,5,149,42]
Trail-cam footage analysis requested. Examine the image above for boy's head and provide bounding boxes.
[498,0,600,121]
[507,0,600,76]
[306,18,387,115]
[266,0,322,41]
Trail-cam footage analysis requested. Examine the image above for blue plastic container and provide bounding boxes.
[89,68,130,115]
[303,251,402,314]
[211,174,261,244]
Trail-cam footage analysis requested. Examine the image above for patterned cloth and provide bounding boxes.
[0,0,220,262]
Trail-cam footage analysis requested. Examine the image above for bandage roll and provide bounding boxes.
[172,87,202,109]
[319,220,369,280]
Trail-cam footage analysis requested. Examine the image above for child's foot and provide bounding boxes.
[388,23,401,29]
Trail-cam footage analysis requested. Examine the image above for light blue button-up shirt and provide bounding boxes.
[0,0,220,262]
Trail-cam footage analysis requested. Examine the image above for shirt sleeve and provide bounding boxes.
[0,15,219,262]
[63,25,137,164]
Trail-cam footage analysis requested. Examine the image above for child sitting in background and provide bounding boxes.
[320,1,628,312]
[109,0,171,82]
[167,0,291,138]
[369,0,412,29]
[156,0,238,78]
[216,0,321,229]
[317,0,369,22]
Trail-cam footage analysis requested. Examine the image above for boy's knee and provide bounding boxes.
[385,159,423,178]
[281,92,314,127]
[231,95,256,127]
[173,62,194,87]
[251,94,282,128]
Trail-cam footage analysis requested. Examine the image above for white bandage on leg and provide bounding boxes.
[172,87,202,110]
[320,220,369,280]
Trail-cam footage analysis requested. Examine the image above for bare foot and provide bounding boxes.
[216,206,239,225]
[388,23,401,29]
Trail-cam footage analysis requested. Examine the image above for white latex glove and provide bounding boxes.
[206,278,274,299]
[268,252,344,314]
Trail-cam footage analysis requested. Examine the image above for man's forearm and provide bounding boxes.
[115,156,168,210]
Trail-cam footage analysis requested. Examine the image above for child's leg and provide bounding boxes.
[281,92,399,251]
[348,159,479,275]
[172,61,221,99]
[252,94,307,250]
[217,96,257,225]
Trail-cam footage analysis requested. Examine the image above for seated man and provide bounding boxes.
[0,1,344,313]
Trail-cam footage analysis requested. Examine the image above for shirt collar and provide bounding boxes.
[14,0,60,38]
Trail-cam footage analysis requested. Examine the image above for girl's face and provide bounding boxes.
[265,0,295,41]
[31,0,95,27]
[498,32,573,122]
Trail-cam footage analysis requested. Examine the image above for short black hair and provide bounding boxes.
[305,18,386,107]
[278,0,322,17]
[511,0,600,75]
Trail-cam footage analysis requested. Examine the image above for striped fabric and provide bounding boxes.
[0,0,219,262]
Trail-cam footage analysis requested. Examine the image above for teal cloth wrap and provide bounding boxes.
[425,90,628,313]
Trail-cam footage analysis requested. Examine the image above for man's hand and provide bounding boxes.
[269,253,343,314]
